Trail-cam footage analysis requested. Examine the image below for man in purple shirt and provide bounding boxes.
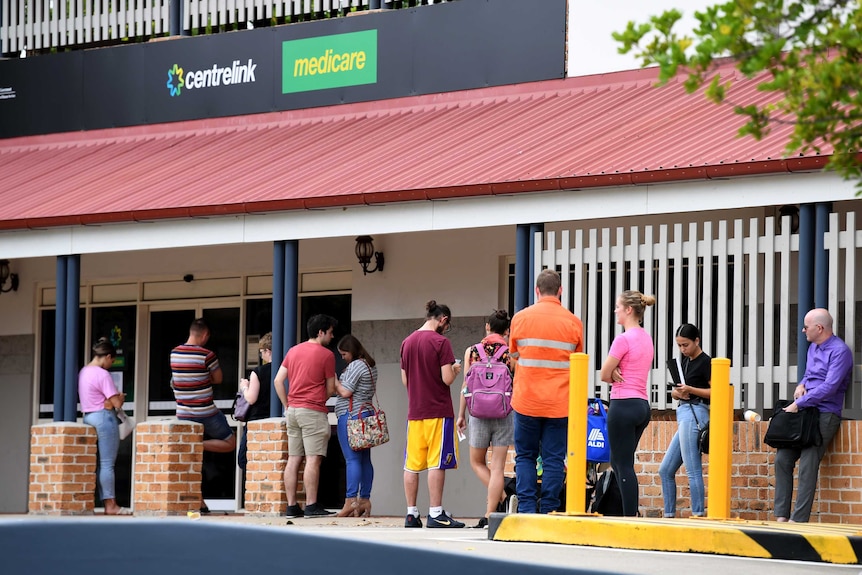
[774,308,853,523]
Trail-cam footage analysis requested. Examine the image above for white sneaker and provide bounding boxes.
[508,495,518,514]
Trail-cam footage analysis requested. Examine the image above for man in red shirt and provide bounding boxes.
[274,314,337,518]
[400,300,464,528]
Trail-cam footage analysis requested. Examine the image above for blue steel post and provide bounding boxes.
[53,256,68,422]
[169,0,185,36]
[515,224,530,313]
[64,255,80,422]
[814,202,832,309]
[797,204,815,380]
[529,223,544,306]
[284,240,299,354]
[271,241,285,418]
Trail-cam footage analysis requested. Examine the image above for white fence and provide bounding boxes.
[538,213,861,415]
[1,0,449,56]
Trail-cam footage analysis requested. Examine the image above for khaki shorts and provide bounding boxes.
[286,407,331,457]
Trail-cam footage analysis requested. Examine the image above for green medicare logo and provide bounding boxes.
[282,30,378,94]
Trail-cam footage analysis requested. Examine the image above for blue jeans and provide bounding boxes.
[659,402,709,517]
[513,411,567,514]
[337,413,374,499]
[84,409,120,501]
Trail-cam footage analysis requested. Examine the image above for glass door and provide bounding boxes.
[147,303,240,511]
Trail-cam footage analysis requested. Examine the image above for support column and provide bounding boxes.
[797,204,815,379]
[29,423,97,515]
[284,240,298,352]
[133,420,203,516]
[64,254,80,422]
[243,418,289,515]
[53,257,67,422]
[272,241,286,418]
[515,224,530,313]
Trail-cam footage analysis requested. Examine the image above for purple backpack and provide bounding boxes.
[464,344,513,419]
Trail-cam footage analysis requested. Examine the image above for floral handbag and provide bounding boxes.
[346,363,390,451]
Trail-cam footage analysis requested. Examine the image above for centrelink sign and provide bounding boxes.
[166,59,258,97]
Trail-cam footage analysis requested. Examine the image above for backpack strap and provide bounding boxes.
[491,345,508,361]
[475,343,489,362]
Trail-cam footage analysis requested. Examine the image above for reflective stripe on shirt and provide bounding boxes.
[514,338,578,352]
[517,358,571,369]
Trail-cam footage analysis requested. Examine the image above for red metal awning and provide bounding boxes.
[0,63,829,231]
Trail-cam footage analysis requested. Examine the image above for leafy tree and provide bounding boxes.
[614,1,862,187]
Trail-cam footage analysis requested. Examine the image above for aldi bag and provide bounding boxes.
[587,399,611,462]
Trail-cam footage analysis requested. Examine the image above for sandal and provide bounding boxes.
[107,507,133,516]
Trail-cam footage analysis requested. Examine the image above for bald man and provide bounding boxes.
[774,308,852,522]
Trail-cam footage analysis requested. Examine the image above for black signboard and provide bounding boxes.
[0,0,566,139]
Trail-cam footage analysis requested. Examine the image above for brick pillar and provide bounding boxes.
[244,417,297,515]
[29,422,97,515]
[133,419,203,516]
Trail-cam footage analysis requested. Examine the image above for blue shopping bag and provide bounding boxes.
[587,398,611,462]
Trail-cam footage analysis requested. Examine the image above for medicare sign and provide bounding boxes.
[282,30,378,94]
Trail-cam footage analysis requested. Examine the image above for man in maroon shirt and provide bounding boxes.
[400,300,464,528]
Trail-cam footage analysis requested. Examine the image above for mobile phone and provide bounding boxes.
[454,359,462,365]
[457,429,466,442]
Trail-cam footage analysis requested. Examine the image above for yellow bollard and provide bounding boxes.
[565,352,589,515]
[707,357,733,519]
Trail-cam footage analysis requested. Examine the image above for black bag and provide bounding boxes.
[590,468,624,516]
[764,400,821,449]
[698,424,710,454]
[687,404,710,454]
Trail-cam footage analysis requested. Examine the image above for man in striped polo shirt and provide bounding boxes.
[170,318,236,512]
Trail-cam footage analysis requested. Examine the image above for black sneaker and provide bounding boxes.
[404,513,422,528]
[303,502,334,517]
[473,517,489,529]
[284,504,304,518]
[427,510,465,528]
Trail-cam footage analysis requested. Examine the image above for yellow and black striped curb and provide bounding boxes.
[488,512,862,564]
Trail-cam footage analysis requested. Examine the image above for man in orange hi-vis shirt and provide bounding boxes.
[509,269,583,514]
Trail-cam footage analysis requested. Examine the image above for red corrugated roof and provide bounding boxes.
[0,63,829,231]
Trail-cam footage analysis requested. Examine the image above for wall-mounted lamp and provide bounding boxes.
[355,236,384,275]
[0,260,19,293]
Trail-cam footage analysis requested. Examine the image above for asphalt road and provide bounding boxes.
[6,513,860,575]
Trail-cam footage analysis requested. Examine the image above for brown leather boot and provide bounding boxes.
[336,497,357,517]
[354,498,371,517]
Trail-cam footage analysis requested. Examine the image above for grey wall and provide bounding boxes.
[352,315,495,517]
[0,334,34,513]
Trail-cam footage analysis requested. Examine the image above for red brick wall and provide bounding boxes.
[636,419,862,523]
[29,423,97,515]
[133,420,203,516]
[244,417,301,515]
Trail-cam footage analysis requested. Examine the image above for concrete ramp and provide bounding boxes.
[489,512,862,564]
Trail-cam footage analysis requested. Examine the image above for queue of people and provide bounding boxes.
[77,288,852,524]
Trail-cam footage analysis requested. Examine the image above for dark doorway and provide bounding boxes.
[300,294,351,508]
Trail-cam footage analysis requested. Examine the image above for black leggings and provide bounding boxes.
[607,398,651,516]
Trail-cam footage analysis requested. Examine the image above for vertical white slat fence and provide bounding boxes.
[3,0,453,56]
[533,214,856,414]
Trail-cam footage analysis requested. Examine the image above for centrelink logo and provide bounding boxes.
[587,427,606,447]
[166,59,258,97]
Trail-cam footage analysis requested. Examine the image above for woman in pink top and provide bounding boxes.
[78,338,130,515]
[600,290,656,517]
